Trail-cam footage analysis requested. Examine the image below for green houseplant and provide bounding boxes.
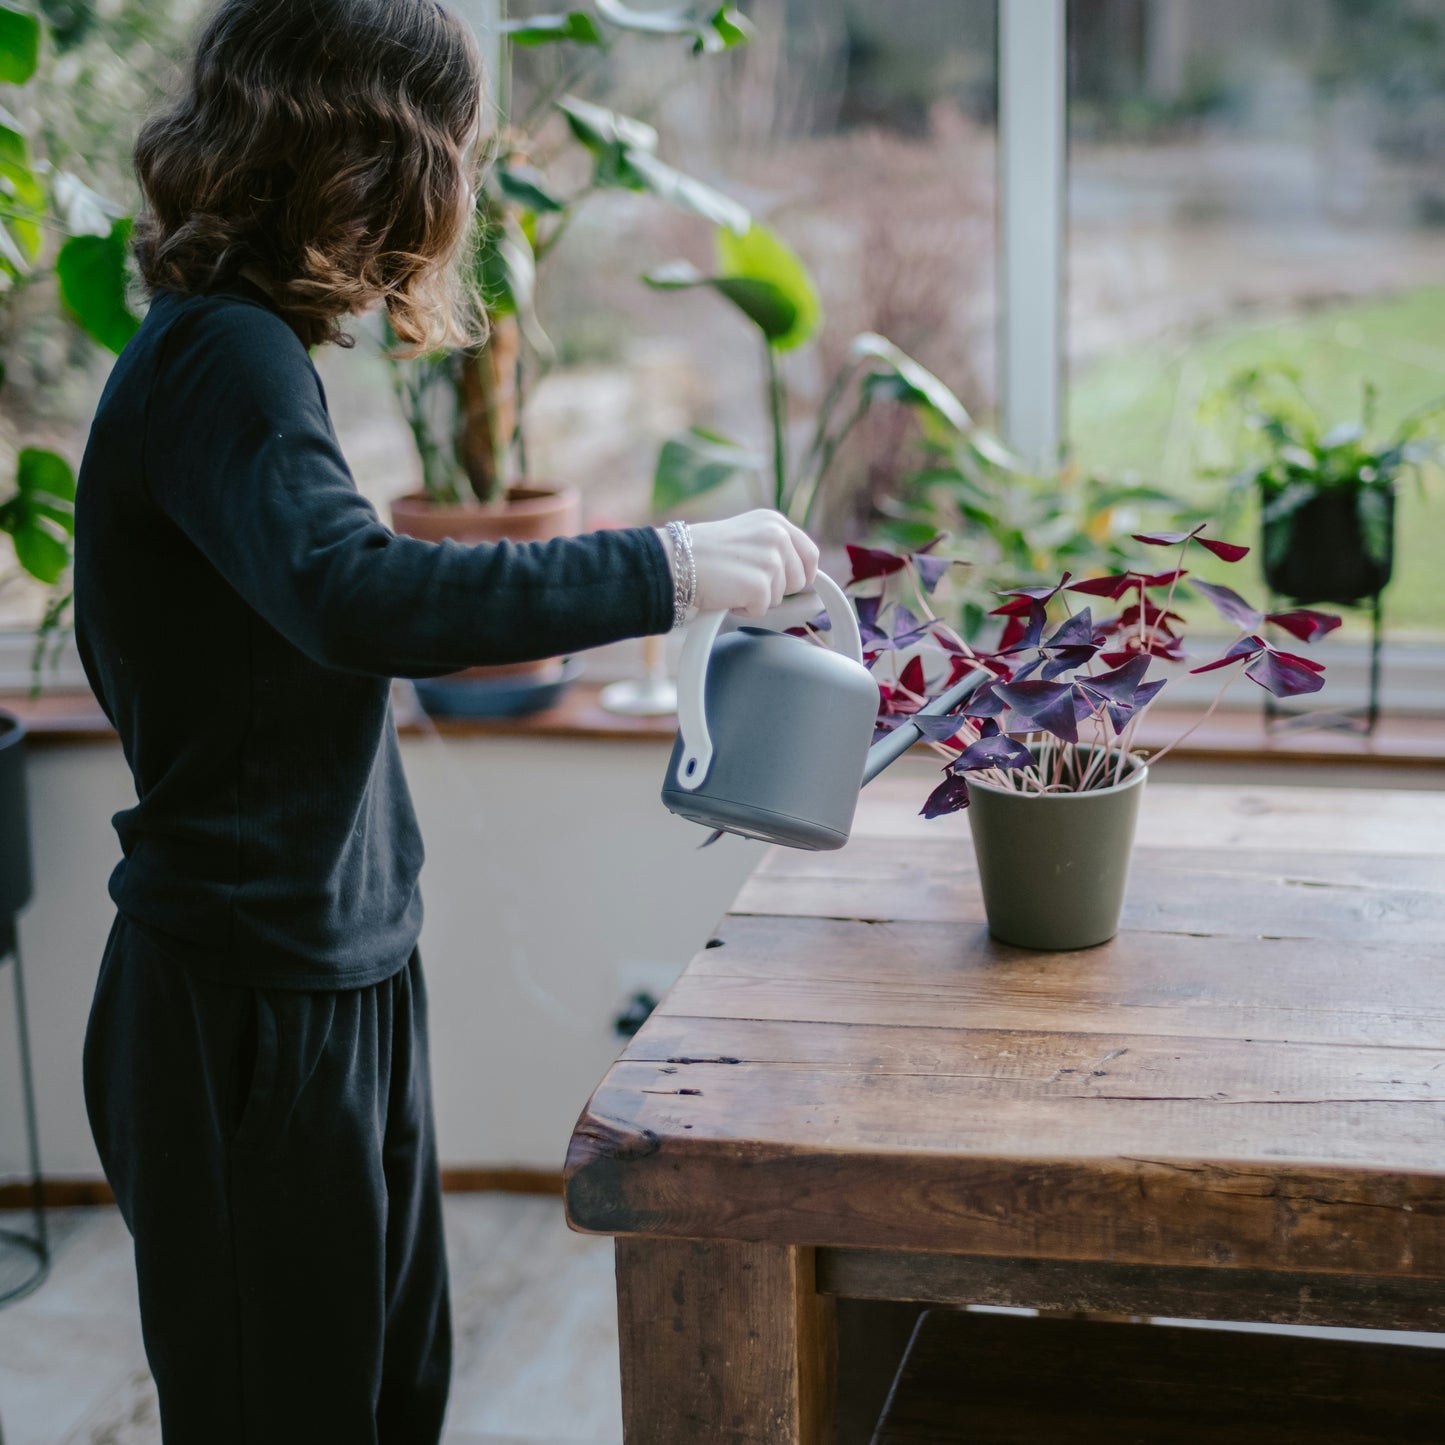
[644,216,991,537]
[1205,366,1444,606]
[384,0,750,714]
[821,526,1339,948]
[873,417,1179,645]
[1,0,140,680]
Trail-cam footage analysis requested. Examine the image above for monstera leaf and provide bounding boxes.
[652,426,763,513]
[594,0,752,52]
[645,220,822,352]
[557,96,748,232]
[502,11,604,46]
[56,217,140,354]
[0,4,40,84]
[0,447,76,585]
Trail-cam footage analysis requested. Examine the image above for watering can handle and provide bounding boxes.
[674,570,863,793]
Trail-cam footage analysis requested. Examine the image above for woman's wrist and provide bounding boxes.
[656,521,696,629]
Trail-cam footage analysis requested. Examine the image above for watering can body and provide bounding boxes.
[661,571,987,851]
[661,619,879,849]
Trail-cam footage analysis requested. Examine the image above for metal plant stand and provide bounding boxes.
[1264,591,1385,738]
[0,711,47,1313]
[0,919,48,1307]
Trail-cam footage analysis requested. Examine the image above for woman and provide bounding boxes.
[74,2,817,1440]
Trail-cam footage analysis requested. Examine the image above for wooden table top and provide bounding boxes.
[565,775,1445,1281]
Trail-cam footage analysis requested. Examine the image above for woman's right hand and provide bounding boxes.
[685,510,821,619]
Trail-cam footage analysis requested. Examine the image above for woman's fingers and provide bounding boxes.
[686,509,822,618]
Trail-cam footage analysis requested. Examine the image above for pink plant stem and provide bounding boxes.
[904,563,983,662]
[1140,538,1191,655]
[1142,665,1242,770]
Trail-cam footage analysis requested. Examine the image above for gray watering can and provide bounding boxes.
[661,571,988,850]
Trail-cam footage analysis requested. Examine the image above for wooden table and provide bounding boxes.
[564,777,1445,1443]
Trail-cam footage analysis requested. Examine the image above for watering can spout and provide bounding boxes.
[860,667,992,787]
[661,568,993,850]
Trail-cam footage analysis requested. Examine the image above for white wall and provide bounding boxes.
[0,723,763,1181]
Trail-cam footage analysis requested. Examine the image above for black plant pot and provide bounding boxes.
[0,711,34,928]
[1262,485,1394,606]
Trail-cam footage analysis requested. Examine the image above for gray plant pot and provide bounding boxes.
[967,757,1148,951]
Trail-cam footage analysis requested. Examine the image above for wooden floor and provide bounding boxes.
[2,1199,1442,1445]
[0,1198,626,1445]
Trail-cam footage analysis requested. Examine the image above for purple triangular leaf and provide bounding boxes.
[1191,579,1263,631]
[1245,649,1328,697]
[847,544,907,584]
[1001,600,1047,654]
[911,714,970,744]
[1191,634,1266,675]
[1197,536,1250,562]
[1067,573,1134,599]
[1133,525,1205,547]
[1266,608,1343,643]
[912,553,952,593]
[1076,653,1151,705]
[1046,607,1095,649]
[961,681,1006,719]
[994,679,1080,743]
[1040,644,1100,680]
[995,573,1071,602]
[920,771,971,818]
[953,734,1034,772]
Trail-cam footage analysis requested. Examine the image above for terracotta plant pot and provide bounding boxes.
[389,485,582,696]
[967,756,1148,951]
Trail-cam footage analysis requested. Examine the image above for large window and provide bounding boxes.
[473,0,999,540]
[1067,0,1445,641]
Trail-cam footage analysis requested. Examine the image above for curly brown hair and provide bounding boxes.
[134,0,485,352]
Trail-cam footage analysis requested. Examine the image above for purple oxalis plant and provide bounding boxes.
[811,529,1342,819]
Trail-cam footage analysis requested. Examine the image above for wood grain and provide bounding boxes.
[614,1237,834,1444]
[669,915,1445,1048]
[872,1308,1445,1444]
[819,1249,1445,1331]
[736,837,1445,937]
[565,779,1445,1389]
[847,774,1445,854]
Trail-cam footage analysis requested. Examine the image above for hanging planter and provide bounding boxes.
[1206,367,1442,609]
[1262,480,1395,606]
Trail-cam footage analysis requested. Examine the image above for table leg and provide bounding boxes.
[615,1237,836,1444]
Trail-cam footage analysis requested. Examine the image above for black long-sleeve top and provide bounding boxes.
[74,282,673,988]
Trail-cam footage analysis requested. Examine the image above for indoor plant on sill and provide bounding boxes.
[644,217,1005,537]
[1206,366,1443,606]
[1,0,139,688]
[817,524,1340,950]
[385,2,751,717]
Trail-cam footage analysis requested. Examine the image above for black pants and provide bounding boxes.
[83,915,451,1444]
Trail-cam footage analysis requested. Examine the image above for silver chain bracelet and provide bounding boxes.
[665,520,697,629]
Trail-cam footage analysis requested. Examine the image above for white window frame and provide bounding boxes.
[998,0,1067,474]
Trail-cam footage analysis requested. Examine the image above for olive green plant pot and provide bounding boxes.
[967,759,1148,951]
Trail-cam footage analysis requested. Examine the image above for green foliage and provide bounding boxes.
[647,225,987,531]
[390,5,753,504]
[0,4,40,84]
[0,446,75,585]
[1,1,142,682]
[593,1,753,54]
[652,427,763,513]
[57,217,139,353]
[880,435,1176,642]
[1201,365,1444,578]
[503,11,605,48]
[714,222,821,353]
